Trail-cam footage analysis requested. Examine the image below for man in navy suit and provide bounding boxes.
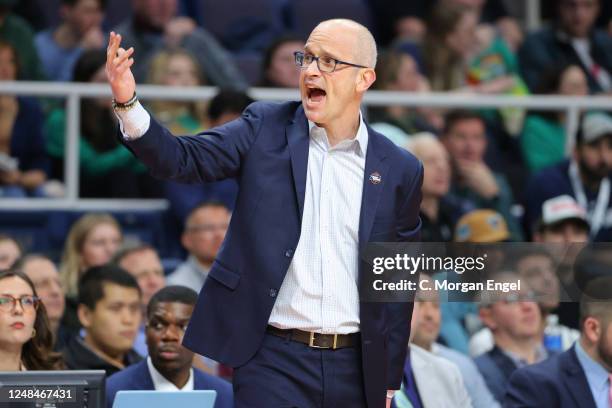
[505,280,612,408]
[106,286,232,408]
[106,17,423,408]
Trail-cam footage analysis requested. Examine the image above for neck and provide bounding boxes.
[495,334,539,364]
[579,165,603,191]
[83,334,126,369]
[411,338,433,352]
[54,24,80,48]
[420,196,440,221]
[194,256,212,271]
[0,343,22,371]
[158,364,191,389]
[320,110,360,147]
[579,336,612,372]
[48,319,60,339]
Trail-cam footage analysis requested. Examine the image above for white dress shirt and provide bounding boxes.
[115,105,368,335]
[147,357,194,391]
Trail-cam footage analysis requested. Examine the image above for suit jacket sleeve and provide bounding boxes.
[503,367,544,407]
[387,161,424,389]
[121,102,264,183]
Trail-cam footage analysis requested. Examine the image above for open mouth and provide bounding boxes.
[307,86,327,103]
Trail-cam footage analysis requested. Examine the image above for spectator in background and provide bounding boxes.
[113,243,166,356]
[0,233,21,269]
[409,275,501,408]
[505,276,612,407]
[18,255,68,349]
[63,265,142,375]
[167,202,230,293]
[164,90,253,221]
[475,272,547,402]
[521,65,590,174]
[0,40,50,198]
[519,0,612,94]
[146,48,207,134]
[441,110,523,240]
[59,213,122,331]
[0,0,43,79]
[45,50,159,198]
[114,0,247,89]
[106,286,233,408]
[524,112,612,242]
[405,133,473,242]
[34,0,104,82]
[369,51,442,145]
[259,35,303,88]
[0,268,64,370]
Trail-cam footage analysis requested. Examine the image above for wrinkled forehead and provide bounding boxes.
[305,25,357,60]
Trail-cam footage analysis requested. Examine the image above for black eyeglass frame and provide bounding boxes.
[294,51,368,73]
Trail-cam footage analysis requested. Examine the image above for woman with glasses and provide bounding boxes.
[0,268,63,371]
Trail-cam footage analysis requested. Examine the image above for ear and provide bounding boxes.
[583,317,601,344]
[181,232,191,252]
[479,307,496,331]
[356,69,376,93]
[77,304,93,329]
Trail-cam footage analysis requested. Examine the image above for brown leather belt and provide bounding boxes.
[266,325,359,350]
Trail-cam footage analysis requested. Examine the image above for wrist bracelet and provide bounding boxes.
[112,92,138,111]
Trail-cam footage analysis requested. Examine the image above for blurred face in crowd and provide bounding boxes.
[62,0,103,36]
[81,222,122,270]
[119,249,166,308]
[480,280,541,342]
[299,20,376,127]
[391,54,423,92]
[443,118,487,163]
[558,0,599,38]
[0,239,21,270]
[22,259,65,325]
[559,66,589,96]
[0,45,17,81]
[412,137,451,198]
[79,282,141,355]
[162,54,200,87]
[182,206,230,265]
[582,303,612,371]
[146,301,194,376]
[576,134,612,183]
[132,0,177,29]
[446,10,478,59]
[516,254,560,311]
[0,276,38,349]
[538,220,589,244]
[267,40,303,88]
[410,283,441,350]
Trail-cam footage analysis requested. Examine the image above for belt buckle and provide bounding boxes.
[308,332,338,349]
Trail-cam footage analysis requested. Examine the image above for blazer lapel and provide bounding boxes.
[562,347,598,408]
[286,106,309,221]
[358,129,389,250]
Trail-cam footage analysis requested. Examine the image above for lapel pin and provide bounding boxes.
[369,172,382,185]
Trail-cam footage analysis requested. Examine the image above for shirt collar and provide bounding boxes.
[308,112,368,157]
[147,356,194,391]
[501,344,548,368]
[575,340,610,391]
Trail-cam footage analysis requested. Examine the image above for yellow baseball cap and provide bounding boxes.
[454,209,510,243]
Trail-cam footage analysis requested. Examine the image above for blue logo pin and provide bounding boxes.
[369,172,382,184]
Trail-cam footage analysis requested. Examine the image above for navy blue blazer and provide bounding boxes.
[503,345,597,408]
[122,101,423,408]
[105,359,233,408]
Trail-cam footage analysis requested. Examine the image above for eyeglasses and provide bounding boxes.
[0,295,40,312]
[294,51,368,73]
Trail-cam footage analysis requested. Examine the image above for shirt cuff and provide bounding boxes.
[114,100,151,140]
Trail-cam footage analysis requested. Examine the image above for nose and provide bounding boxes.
[304,58,321,76]
[162,324,182,341]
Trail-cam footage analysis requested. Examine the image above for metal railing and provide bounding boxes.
[0,80,611,210]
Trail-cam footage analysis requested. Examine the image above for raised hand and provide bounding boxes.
[105,31,136,103]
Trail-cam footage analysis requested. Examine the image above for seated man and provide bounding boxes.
[167,202,230,293]
[62,265,143,375]
[505,275,612,407]
[113,243,166,356]
[410,275,500,408]
[393,290,473,408]
[475,272,548,402]
[106,285,233,408]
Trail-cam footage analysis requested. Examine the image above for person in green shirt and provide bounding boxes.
[521,64,590,173]
[0,0,44,80]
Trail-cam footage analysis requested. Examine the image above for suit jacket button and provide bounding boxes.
[269,289,277,297]
[284,249,294,258]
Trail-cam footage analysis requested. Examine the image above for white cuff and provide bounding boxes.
[114,100,151,140]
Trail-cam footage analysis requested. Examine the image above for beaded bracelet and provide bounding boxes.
[112,92,138,111]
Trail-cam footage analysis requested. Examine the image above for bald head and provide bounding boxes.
[313,19,377,68]
[405,133,445,160]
